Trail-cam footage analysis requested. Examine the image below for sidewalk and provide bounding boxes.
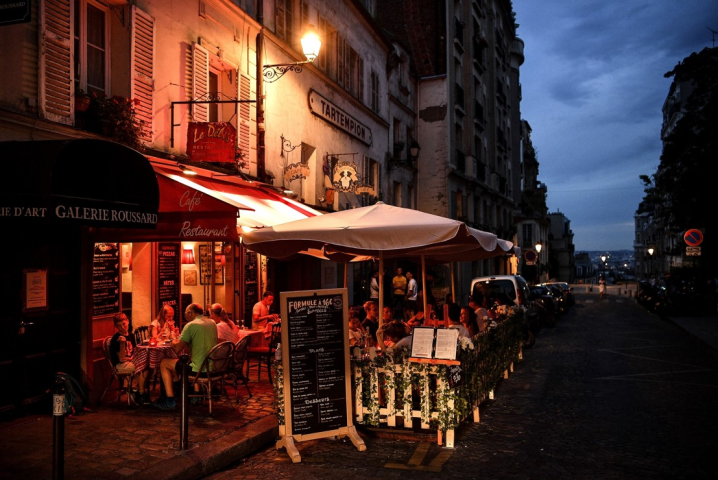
[0,376,278,480]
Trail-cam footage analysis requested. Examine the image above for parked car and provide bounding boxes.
[529,285,558,327]
[543,281,575,306]
[542,284,567,314]
[471,275,540,347]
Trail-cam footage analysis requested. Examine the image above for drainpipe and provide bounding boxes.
[256,2,266,182]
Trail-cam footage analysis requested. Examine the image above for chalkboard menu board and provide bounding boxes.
[277,288,365,463]
[157,243,181,326]
[281,289,349,435]
[93,243,120,316]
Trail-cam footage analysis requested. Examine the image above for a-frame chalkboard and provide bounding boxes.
[277,288,366,462]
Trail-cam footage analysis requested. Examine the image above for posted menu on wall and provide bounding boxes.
[282,289,349,436]
[93,243,120,316]
[157,243,180,325]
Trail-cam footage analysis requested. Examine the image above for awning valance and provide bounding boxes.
[149,158,321,230]
[95,167,254,242]
[0,140,159,228]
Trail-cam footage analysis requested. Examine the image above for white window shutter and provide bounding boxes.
[39,0,73,125]
[192,43,210,122]
[130,5,155,143]
[238,73,251,163]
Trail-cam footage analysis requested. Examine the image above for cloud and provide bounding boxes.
[513,0,718,251]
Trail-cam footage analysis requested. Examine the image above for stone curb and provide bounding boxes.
[137,415,278,480]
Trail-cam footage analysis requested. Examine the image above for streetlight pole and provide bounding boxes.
[600,255,607,281]
[647,248,654,280]
[535,242,542,284]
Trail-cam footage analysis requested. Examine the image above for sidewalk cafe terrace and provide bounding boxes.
[273,307,524,448]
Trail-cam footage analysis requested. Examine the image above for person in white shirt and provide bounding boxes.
[405,271,418,318]
[210,303,239,343]
[253,291,279,330]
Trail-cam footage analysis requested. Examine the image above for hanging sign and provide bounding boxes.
[187,122,237,163]
[308,90,372,145]
[332,161,360,193]
[0,0,31,26]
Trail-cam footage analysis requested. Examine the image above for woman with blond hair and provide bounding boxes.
[210,303,239,343]
[151,305,175,339]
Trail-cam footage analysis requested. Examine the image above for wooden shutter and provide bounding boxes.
[317,17,327,70]
[238,73,251,164]
[337,34,344,86]
[357,56,364,103]
[276,0,286,40]
[39,0,73,124]
[131,6,155,142]
[192,43,209,122]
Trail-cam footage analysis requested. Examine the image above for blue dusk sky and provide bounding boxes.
[512,0,718,251]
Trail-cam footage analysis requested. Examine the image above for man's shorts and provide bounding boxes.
[115,361,136,374]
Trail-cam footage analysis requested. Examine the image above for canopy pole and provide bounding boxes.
[450,262,455,304]
[344,263,348,288]
[378,253,384,328]
[421,255,427,317]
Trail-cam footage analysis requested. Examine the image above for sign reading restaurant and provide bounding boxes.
[309,90,372,146]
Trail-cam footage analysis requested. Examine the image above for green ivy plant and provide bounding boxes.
[271,308,524,437]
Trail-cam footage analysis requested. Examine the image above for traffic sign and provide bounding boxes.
[524,250,537,264]
[686,246,702,256]
[684,229,703,247]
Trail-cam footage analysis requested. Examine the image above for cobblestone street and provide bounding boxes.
[208,292,718,479]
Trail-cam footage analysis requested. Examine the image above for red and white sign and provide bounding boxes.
[684,229,703,247]
[187,122,237,163]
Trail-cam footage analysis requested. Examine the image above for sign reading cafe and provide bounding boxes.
[308,90,372,146]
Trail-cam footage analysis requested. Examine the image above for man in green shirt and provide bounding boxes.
[153,303,217,410]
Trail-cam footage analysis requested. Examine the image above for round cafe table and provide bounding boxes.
[132,344,178,371]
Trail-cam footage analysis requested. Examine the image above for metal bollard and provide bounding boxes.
[179,354,190,450]
[52,376,65,480]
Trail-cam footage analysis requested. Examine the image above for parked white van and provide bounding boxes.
[470,275,532,307]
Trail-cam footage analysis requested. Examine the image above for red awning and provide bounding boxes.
[95,168,252,242]
[150,159,321,230]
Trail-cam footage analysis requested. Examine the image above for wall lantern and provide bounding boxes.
[263,24,322,83]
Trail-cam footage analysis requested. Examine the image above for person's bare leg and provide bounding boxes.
[160,358,178,397]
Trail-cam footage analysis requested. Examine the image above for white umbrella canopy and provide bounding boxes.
[242,202,516,327]
[242,202,509,259]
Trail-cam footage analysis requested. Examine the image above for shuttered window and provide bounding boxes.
[40,0,72,124]
[131,6,154,142]
[192,43,210,122]
[238,73,252,165]
[276,0,293,43]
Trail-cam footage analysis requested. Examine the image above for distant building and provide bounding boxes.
[547,211,575,283]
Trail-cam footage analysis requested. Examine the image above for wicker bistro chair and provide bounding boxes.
[246,323,281,383]
[187,341,235,414]
[225,336,252,403]
[100,336,137,406]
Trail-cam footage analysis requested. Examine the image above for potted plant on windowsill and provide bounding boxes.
[74,90,91,112]
[85,93,147,151]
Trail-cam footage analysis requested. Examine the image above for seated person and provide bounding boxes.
[406,308,425,330]
[460,306,479,337]
[110,313,149,405]
[210,303,239,343]
[361,300,380,344]
[348,311,363,346]
[377,306,410,348]
[382,322,412,350]
[151,305,175,340]
[153,303,218,411]
[446,303,472,338]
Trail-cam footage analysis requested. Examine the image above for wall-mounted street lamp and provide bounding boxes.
[410,140,421,161]
[263,25,322,83]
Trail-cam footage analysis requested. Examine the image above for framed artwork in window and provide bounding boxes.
[199,244,224,285]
